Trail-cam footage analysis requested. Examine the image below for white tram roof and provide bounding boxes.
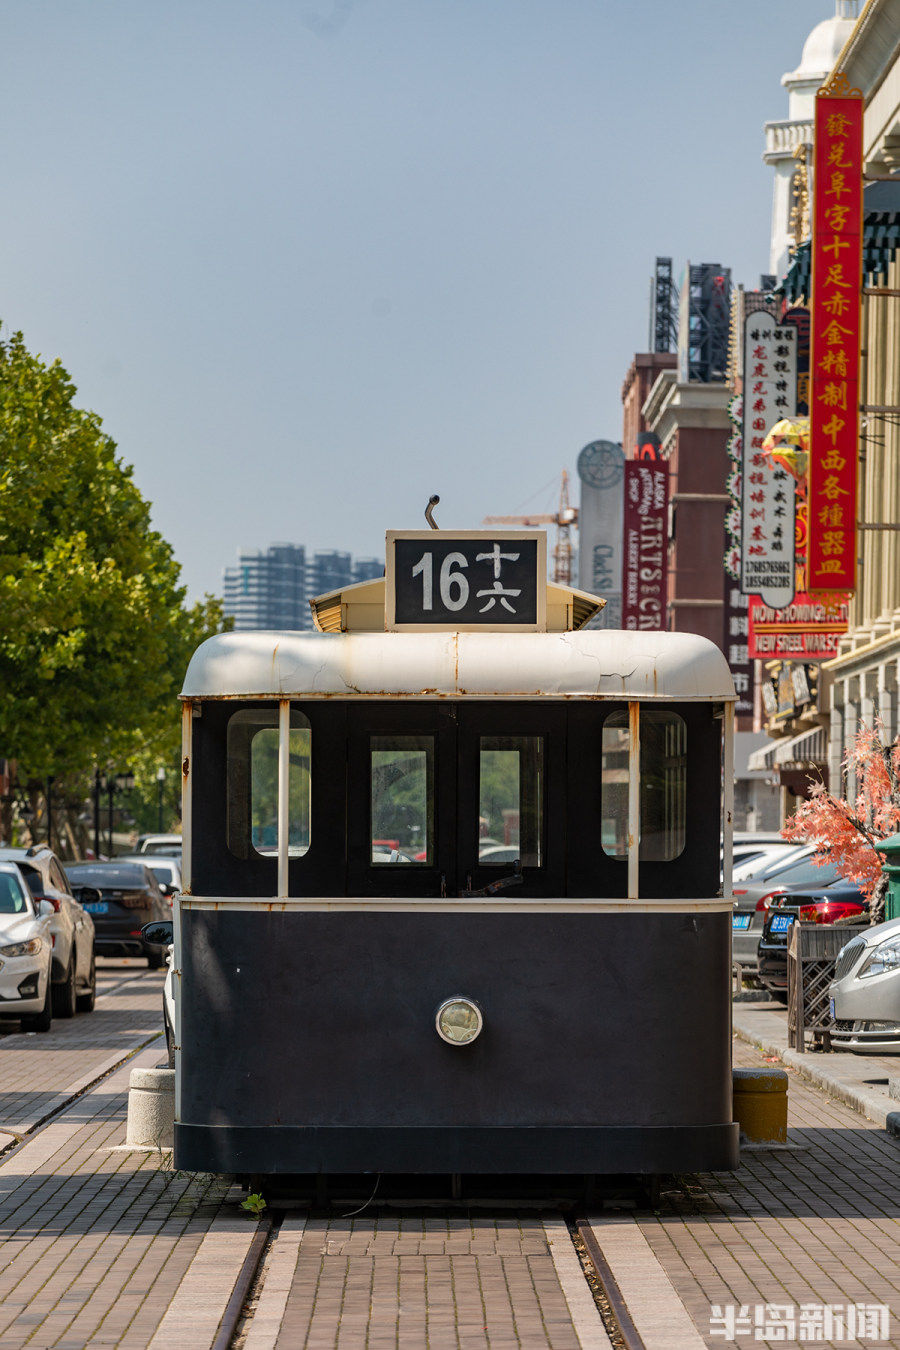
[181,629,735,703]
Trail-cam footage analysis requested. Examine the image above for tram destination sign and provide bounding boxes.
[385,530,546,631]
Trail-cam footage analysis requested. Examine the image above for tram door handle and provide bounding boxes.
[440,874,447,898]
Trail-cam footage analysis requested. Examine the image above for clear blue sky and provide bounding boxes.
[2,0,832,598]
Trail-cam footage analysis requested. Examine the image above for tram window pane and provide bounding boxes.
[641,711,686,861]
[226,708,311,860]
[370,736,433,865]
[600,717,630,858]
[478,737,543,867]
[601,710,686,862]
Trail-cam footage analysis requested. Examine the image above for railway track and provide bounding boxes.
[212,1196,703,1350]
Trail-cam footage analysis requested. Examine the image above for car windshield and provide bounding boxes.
[769,857,839,888]
[66,865,148,889]
[0,872,30,914]
[146,862,176,883]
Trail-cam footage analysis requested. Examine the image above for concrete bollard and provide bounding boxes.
[126,1067,175,1149]
[733,1066,788,1145]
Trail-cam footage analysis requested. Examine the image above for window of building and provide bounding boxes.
[601,710,686,862]
[226,708,311,860]
[478,737,543,866]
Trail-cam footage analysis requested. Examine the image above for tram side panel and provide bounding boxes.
[175,906,734,1173]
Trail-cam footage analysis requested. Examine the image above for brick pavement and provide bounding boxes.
[629,1034,900,1349]
[0,960,166,1136]
[268,1211,609,1350]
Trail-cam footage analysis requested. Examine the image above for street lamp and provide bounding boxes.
[156,767,166,833]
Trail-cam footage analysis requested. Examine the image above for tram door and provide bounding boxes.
[346,703,566,899]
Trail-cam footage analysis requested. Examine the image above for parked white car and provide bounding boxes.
[135,834,182,857]
[0,862,54,1031]
[0,845,96,1015]
[118,854,182,897]
[141,917,175,1065]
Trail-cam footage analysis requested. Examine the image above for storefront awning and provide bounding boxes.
[748,725,827,772]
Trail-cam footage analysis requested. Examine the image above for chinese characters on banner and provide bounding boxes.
[809,73,863,591]
[724,588,753,716]
[740,312,797,608]
[622,461,668,631]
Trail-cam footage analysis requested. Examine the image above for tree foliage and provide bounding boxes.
[0,326,227,782]
[782,723,900,908]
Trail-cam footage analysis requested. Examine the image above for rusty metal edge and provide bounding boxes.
[575,1218,647,1350]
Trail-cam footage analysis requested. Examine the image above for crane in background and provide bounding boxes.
[482,469,578,585]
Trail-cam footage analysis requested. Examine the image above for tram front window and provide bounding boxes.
[226,708,311,859]
[478,736,542,866]
[370,736,434,864]
[601,710,686,862]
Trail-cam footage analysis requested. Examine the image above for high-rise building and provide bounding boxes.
[223,544,384,632]
[307,551,353,598]
[223,543,309,631]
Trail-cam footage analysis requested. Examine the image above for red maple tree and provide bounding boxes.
[781,723,900,910]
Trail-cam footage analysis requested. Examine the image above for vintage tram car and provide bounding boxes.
[172,530,738,1177]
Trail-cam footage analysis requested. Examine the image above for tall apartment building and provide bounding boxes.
[223,545,384,632]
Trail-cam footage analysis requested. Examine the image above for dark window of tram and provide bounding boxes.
[370,736,434,865]
[478,737,543,866]
[226,709,311,860]
[600,711,686,862]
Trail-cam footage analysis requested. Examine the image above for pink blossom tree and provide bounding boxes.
[781,723,900,919]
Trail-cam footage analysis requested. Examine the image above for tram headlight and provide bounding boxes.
[435,997,483,1046]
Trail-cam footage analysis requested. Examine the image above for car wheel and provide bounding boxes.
[147,947,164,970]
[76,954,96,1013]
[52,954,77,1019]
[22,974,53,1033]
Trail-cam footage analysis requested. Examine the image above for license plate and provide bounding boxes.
[830,997,836,1021]
[770,913,794,933]
[732,914,752,930]
[83,901,109,914]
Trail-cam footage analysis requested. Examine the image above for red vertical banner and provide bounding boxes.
[808,73,863,592]
[622,460,669,630]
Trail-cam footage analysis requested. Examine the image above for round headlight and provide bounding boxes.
[435,997,483,1046]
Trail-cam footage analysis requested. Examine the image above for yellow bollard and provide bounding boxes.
[732,1066,788,1144]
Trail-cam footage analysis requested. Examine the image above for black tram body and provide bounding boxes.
[173,580,739,1178]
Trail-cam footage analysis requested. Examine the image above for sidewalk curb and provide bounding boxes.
[732,1006,898,1131]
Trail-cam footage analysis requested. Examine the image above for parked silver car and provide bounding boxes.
[829,916,900,1053]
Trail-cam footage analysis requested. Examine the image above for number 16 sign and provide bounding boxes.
[385,531,546,630]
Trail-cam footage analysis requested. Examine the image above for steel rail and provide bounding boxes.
[575,1217,647,1350]
[211,1214,275,1350]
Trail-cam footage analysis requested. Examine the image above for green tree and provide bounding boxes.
[0,326,228,809]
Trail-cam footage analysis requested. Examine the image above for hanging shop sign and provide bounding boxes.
[386,531,546,631]
[724,585,753,718]
[740,310,797,608]
[748,592,850,661]
[622,461,668,632]
[808,72,863,592]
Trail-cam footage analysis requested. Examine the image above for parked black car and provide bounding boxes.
[756,881,868,999]
[64,861,170,967]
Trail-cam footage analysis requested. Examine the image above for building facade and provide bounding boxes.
[747,1,900,816]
